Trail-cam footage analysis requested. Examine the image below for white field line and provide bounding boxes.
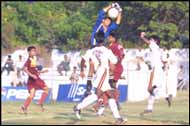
[2,114,67,122]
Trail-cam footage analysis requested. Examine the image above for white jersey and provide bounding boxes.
[149,41,163,68]
[161,50,169,63]
[83,46,117,71]
[82,46,117,91]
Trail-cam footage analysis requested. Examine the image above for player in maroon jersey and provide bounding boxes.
[108,32,125,87]
[93,32,125,112]
[20,46,49,114]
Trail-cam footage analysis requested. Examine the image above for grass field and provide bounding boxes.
[2,91,189,125]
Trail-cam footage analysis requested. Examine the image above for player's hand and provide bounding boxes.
[114,2,120,8]
[118,7,122,13]
[140,32,146,38]
[111,2,117,8]
[148,85,152,94]
[80,71,85,79]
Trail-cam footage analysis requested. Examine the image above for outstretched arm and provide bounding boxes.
[116,12,122,25]
[140,32,150,45]
[103,4,112,12]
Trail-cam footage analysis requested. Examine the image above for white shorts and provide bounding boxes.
[92,67,111,92]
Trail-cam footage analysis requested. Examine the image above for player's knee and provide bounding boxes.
[43,87,49,94]
[29,94,35,99]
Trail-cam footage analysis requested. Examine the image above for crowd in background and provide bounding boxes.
[1,48,189,90]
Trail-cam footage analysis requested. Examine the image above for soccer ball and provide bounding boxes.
[108,7,119,19]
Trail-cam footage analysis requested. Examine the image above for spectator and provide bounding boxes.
[15,55,25,78]
[70,66,79,84]
[1,55,14,75]
[177,65,185,90]
[57,54,70,76]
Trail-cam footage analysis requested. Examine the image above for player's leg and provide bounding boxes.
[111,63,123,110]
[21,88,36,114]
[140,85,157,116]
[95,89,127,123]
[140,68,156,115]
[38,86,48,110]
[164,67,172,107]
[37,79,49,111]
[108,98,127,123]
[74,93,98,119]
[94,91,107,116]
[165,94,172,107]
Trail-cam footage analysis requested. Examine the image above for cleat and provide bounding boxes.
[165,95,172,107]
[36,102,45,111]
[73,106,81,119]
[20,105,27,115]
[115,117,127,124]
[40,104,45,112]
[140,109,152,116]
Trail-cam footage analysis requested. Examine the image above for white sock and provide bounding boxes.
[77,93,98,110]
[108,98,121,119]
[97,107,105,115]
[147,95,155,110]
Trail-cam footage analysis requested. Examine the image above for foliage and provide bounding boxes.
[2,1,189,51]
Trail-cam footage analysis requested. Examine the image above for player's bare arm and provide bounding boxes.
[24,66,37,79]
[140,32,150,45]
[80,58,86,78]
[39,69,49,74]
[116,12,122,25]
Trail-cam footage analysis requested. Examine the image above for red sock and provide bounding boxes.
[38,92,48,105]
[23,97,32,109]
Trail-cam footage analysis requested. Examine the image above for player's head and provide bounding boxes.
[102,16,112,27]
[73,66,77,71]
[108,31,118,43]
[27,46,37,56]
[64,54,68,60]
[8,55,11,59]
[95,31,105,45]
[149,35,161,45]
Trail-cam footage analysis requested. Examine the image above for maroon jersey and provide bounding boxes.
[24,56,39,79]
[24,56,46,91]
[109,42,125,63]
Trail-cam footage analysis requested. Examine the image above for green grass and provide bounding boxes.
[2,91,189,125]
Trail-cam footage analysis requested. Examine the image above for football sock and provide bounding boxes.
[97,106,105,115]
[108,98,121,118]
[77,93,97,110]
[147,95,155,110]
[23,96,32,109]
[38,92,48,105]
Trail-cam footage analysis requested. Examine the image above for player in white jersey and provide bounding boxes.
[73,31,126,123]
[140,32,171,115]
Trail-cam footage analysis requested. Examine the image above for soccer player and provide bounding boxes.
[93,32,125,113]
[83,2,122,100]
[91,2,122,47]
[20,46,49,114]
[74,32,126,123]
[139,32,171,115]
